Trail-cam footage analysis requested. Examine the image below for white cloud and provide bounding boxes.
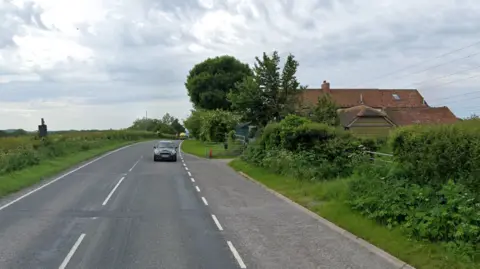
[1,0,480,130]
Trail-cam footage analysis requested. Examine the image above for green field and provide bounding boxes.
[0,141,137,198]
[228,159,478,269]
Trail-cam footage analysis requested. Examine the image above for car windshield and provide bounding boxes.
[156,142,175,148]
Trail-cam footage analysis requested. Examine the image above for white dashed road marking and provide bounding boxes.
[59,233,86,269]
[129,158,141,172]
[187,172,192,177]
[211,214,223,231]
[191,177,195,183]
[195,186,201,192]
[227,241,247,268]
[102,176,125,206]
[202,197,208,205]
[0,145,131,211]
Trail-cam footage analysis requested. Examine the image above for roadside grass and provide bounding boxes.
[0,140,136,198]
[181,139,242,159]
[228,159,478,269]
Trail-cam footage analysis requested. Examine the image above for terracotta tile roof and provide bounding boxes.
[385,107,459,126]
[337,105,392,126]
[299,80,428,108]
[301,88,428,108]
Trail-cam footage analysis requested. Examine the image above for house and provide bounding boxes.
[300,80,458,132]
[337,105,396,137]
[300,80,429,109]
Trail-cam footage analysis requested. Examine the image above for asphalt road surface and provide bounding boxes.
[0,140,401,269]
[0,141,239,269]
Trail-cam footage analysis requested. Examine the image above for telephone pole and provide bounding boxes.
[145,110,148,119]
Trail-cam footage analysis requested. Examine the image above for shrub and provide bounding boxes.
[348,164,480,259]
[243,115,369,180]
[198,109,240,142]
[390,122,480,192]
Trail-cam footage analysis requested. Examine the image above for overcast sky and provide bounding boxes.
[1,0,480,130]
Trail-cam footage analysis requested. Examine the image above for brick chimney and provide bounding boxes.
[321,80,330,93]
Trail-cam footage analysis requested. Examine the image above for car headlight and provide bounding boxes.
[154,150,160,154]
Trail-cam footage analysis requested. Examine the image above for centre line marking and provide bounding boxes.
[187,172,192,177]
[183,163,186,167]
[195,186,201,192]
[59,233,86,269]
[185,167,189,171]
[129,158,141,172]
[191,177,195,182]
[202,197,208,205]
[227,241,247,268]
[102,177,125,206]
[211,214,223,231]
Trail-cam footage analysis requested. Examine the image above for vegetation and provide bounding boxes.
[181,139,244,159]
[228,51,306,126]
[229,160,477,269]
[0,130,158,198]
[238,114,480,268]
[185,55,252,110]
[128,112,184,136]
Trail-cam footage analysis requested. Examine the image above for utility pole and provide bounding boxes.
[145,110,148,119]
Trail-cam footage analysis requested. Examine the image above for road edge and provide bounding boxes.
[0,140,152,210]
[235,169,416,269]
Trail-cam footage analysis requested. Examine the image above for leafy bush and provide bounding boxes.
[390,122,480,192]
[242,115,370,180]
[0,130,156,175]
[198,109,240,142]
[348,164,480,260]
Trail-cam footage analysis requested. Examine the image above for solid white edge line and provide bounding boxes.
[195,186,201,192]
[0,145,131,211]
[211,214,223,231]
[201,197,208,205]
[227,241,247,268]
[102,176,125,206]
[187,172,192,177]
[59,233,86,269]
[129,158,141,172]
[191,177,195,182]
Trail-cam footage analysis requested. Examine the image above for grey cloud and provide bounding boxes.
[0,1,48,48]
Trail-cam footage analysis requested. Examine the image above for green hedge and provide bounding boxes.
[242,115,377,180]
[390,121,480,192]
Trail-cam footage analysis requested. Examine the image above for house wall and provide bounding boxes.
[349,117,394,137]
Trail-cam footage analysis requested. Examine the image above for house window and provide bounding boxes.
[392,94,400,100]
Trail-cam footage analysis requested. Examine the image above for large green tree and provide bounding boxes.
[228,51,305,126]
[185,55,252,110]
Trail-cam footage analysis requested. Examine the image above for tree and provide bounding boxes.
[183,110,203,138]
[306,94,340,126]
[185,55,252,110]
[228,51,306,126]
[171,118,185,133]
[160,113,175,126]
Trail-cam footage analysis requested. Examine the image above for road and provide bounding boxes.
[0,141,238,269]
[0,140,402,269]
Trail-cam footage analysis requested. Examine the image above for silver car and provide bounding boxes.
[153,140,178,162]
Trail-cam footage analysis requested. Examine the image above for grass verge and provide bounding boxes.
[0,140,137,198]
[228,159,478,269]
[181,140,239,159]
